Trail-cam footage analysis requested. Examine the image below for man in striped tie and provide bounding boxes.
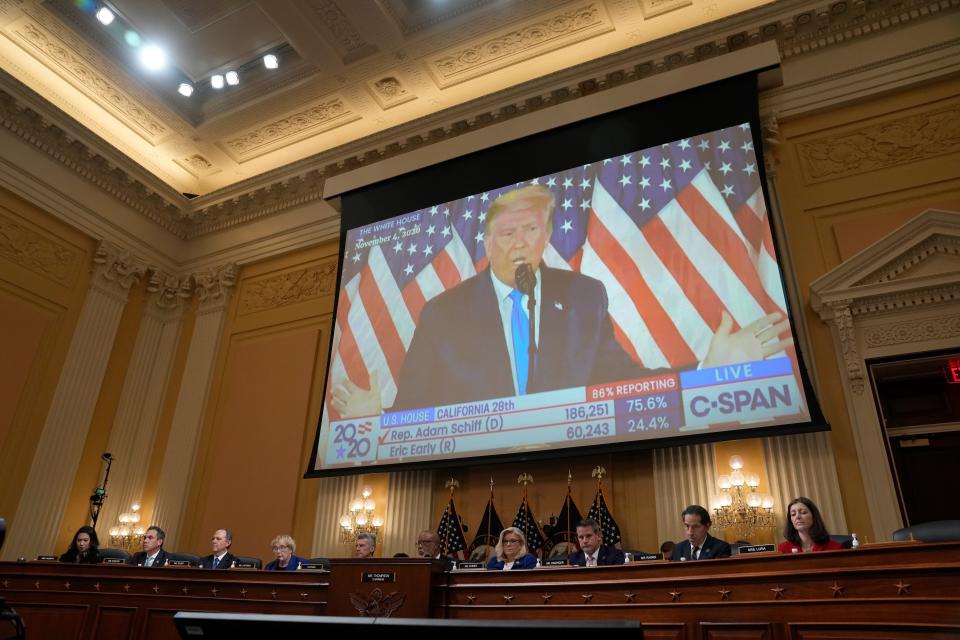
[331,185,792,417]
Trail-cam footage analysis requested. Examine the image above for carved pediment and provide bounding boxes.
[810,210,960,318]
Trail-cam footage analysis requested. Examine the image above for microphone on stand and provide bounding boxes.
[515,264,537,391]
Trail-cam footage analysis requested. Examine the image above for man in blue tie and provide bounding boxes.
[198,528,236,569]
[331,185,792,416]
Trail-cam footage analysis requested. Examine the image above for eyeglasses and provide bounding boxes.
[416,540,434,546]
[503,538,521,544]
[271,546,291,552]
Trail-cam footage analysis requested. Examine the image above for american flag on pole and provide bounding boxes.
[322,122,790,428]
[512,493,547,554]
[435,497,468,560]
[587,483,622,547]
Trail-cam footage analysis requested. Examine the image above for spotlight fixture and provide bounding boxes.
[124,30,141,47]
[211,74,224,89]
[95,7,115,25]
[138,44,167,71]
[263,54,278,69]
[177,83,194,97]
[225,71,239,86]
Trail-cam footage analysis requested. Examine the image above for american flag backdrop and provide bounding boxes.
[321,122,790,434]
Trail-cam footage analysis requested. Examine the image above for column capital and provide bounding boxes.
[145,270,193,320]
[194,263,237,314]
[91,240,146,300]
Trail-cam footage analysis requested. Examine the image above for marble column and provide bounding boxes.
[2,242,145,560]
[150,264,236,549]
[97,271,192,541]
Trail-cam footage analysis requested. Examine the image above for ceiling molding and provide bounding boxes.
[0,0,955,243]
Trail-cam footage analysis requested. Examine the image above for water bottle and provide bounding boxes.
[535,557,541,568]
[230,560,236,568]
[624,552,632,563]
[850,533,860,548]
[297,561,303,570]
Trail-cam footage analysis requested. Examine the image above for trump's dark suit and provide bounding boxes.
[669,535,732,561]
[568,545,626,566]
[391,267,643,411]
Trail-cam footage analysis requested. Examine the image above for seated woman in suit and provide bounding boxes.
[778,497,845,553]
[485,527,538,570]
[59,525,100,564]
[264,534,306,571]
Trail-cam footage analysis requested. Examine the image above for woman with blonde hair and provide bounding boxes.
[485,527,537,570]
[264,534,306,571]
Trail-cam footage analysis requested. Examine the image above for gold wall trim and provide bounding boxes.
[795,102,960,183]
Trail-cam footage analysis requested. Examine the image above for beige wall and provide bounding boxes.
[2,63,959,560]
[772,75,960,542]
[0,188,94,537]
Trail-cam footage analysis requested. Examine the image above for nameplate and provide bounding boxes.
[542,558,568,566]
[36,555,57,561]
[167,559,192,566]
[635,553,663,562]
[102,557,126,564]
[234,562,257,569]
[300,563,328,571]
[455,561,485,570]
[738,544,776,554]
[362,571,396,583]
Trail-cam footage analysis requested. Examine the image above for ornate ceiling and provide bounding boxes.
[0,0,956,241]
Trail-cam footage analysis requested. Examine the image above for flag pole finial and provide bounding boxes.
[591,465,606,481]
[445,477,459,494]
[517,473,534,486]
[567,469,572,486]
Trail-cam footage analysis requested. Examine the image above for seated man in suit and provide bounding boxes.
[331,184,792,416]
[415,530,442,559]
[198,528,236,569]
[128,526,170,567]
[568,518,625,567]
[669,505,731,561]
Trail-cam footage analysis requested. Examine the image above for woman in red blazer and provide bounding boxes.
[778,497,845,553]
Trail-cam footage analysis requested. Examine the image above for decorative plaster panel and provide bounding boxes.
[221,98,361,162]
[367,75,416,110]
[308,0,370,56]
[427,3,614,88]
[0,208,81,285]
[827,299,865,395]
[7,14,172,143]
[238,260,337,315]
[174,153,219,178]
[862,313,960,347]
[640,0,693,19]
[795,102,960,183]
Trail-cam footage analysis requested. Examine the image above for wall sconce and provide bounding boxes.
[713,456,775,541]
[108,502,145,550]
[339,486,383,544]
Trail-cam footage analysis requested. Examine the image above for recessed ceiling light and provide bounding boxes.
[225,71,239,86]
[124,30,141,47]
[263,54,278,69]
[95,7,115,25]
[177,83,194,97]
[211,74,224,89]
[138,44,166,71]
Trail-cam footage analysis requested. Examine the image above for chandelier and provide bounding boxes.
[713,456,776,542]
[339,486,384,544]
[108,502,145,550]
